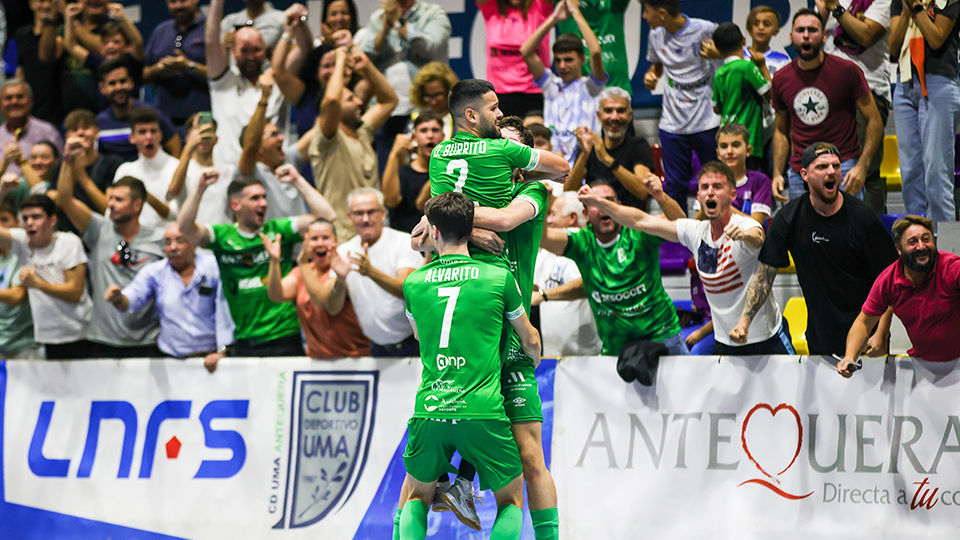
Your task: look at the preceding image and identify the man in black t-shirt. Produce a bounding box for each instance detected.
[564,87,655,210]
[383,112,443,233]
[730,142,898,356]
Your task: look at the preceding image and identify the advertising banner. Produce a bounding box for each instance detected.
[553,355,960,539]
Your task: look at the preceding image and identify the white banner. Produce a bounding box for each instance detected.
[2,357,422,539]
[553,355,960,539]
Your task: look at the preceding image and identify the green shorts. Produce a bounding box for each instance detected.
[403,417,522,492]
[500,339,543,423]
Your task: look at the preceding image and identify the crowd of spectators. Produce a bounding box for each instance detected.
[0,0,956,369]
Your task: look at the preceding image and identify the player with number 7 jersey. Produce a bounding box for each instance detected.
[404,254,527,419]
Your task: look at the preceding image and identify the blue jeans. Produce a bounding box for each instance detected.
[786,158,859,201]
[658,332,690,356]
[659,128,719,216]
[894,75,960,222]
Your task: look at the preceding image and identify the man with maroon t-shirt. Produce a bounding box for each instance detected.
[770,8,882,203]
[838,215,960,376]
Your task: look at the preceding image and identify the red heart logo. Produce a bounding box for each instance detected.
[741,403,803,482]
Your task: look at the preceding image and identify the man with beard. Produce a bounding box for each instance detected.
[206,0,289,167]
[731,143,898,357]
[564,86,655,209]
[97,59,182,162]
[310,45,397,240]
[577,162,794,356]
[56,172,166,358]
[838,215,960,374]
[178,165,336,357]
[144,0,211,125]
[770,8,882,203]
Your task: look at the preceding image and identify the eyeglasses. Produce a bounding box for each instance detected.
[349,209,383,219]
[116,240,131,267]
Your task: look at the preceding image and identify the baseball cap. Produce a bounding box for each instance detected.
[801,142,840,169]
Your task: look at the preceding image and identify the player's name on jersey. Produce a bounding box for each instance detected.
[422,266,481,283]
[434,139,488,158]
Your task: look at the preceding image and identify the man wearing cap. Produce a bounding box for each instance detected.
[730,142,898,357]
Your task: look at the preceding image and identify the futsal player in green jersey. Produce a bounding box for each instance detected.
[419,105,563,538]
[400,192,541,540]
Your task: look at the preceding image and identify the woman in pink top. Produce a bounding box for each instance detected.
[479,0,552,118]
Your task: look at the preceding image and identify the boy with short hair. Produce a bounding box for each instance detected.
[711,22,771,172]
[695,123,773,226]
[521,0,608,165]
[641,0,719,215]
[744,6,791,80]
[0,201,40,359]
[527,123,554,153]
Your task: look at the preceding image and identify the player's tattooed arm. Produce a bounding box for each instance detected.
[729,262,777,344]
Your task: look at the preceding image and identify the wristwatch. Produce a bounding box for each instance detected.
[832,5,846,19]
[912,3,925,14]
[217,344,230,356]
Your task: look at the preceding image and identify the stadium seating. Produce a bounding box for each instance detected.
[782,297,808,355]
[880,135,901,192]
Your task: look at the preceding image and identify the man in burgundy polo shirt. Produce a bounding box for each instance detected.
[838,215,960,376]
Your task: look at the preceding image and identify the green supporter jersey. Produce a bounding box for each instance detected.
[504,181,548,363]
[404,255,526,419]
[556,0,632,93]
[209,219,302,342]
[430,131,541,267]
[563,225,680,354]
[712,58,771,157]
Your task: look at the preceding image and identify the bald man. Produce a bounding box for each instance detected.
[205,0,290,166]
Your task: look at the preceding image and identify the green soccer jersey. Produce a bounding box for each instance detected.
[712,58,771,157]
[431,131,541,267]
[505,181,548,311]
[556,0,631,93]
[209,219,302,342]
[404,255,526,419]
[563,226,680,354]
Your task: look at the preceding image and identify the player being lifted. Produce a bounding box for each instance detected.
[400,192,541,540]
[412,80,568,539]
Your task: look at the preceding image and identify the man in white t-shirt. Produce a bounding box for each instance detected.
[531,192,601,356]
[113,108,181,236]
[578,162,795,355]
[237,79,307,222]
[0,194,94,359]
[641,0,720,216]
[337,187,423,357]
[819,0,891,213]
[206,0,289,167]
[166,113,235,226]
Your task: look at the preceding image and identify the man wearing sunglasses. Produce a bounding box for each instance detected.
[56,168,166,359]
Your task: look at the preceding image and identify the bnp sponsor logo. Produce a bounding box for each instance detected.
[276,371,377,529]
[575,403,960,510]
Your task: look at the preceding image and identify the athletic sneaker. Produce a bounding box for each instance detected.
[441,477,483,531]
[432,479,452,512]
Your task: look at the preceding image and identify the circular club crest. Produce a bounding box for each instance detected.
[792,87,829,126]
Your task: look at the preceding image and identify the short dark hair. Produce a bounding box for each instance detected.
[716,122,750,145]
[98,57,130,80]
[128,107,161,132]
[185,111,218,130]
[640,0,681,17]
[412,110,444,130]
[892,215,935,247]
[228,178,264,200]
[585,178,616,192]
[32,139,60,160]
[552,33,585,57]
[698,161,737,189]
[112,176,147,202]
[424,192,474,245]
[792,8,823,30]
[0,199,19,218]
[64,109,98,133]
[499,116,533,147]
[449,79,496,124]
[18,194,56,217]
[101,20,131,44]
[712,22,744,56]
[527,123,552,141]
